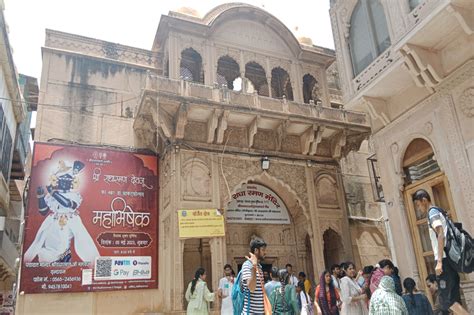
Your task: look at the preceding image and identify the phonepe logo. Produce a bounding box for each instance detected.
[114,260,131,266]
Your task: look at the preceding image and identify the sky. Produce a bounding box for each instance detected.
[4,0,334,80]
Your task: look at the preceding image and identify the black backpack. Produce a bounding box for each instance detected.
[429,207,474,273]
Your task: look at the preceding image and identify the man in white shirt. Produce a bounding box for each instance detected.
[218,264,234,314]
[413,189,468,315]
[285,263,298,287]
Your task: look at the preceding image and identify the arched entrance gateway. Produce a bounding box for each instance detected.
[225,178,314,282]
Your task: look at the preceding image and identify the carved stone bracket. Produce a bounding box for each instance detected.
[331,131,347,159]
[446,4,474,35]
[207,109,220,143]
[216,110,230,144]
[248,116,259,148]
[175,102,188,139]
[401,44,444,92]
[276,120,289,151]
[310,126,325,156]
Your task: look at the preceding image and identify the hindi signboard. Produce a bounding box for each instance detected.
[226,183,290,224]
[20,142,158,293]
[178,209,225,238]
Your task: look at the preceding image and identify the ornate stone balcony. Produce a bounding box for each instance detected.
[134,74,370,160]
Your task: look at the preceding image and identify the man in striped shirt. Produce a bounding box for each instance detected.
[241,237,267,315]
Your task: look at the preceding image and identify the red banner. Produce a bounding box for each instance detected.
[20,143,158,293]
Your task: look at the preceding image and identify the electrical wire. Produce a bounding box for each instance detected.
[0,95,138,108]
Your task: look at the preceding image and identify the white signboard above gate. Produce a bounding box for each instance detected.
[226,183,290,224]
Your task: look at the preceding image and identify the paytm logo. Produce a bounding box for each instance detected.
[114,260,131,266]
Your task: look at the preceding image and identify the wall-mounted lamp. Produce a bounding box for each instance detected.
[261,156,270,170]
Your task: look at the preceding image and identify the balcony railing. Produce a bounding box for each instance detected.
[145,75,370,127]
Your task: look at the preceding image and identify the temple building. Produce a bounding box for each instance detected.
[18,4,390,314]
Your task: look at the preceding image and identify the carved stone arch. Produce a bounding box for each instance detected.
[320,219,342,237]
[243,53,267,71]
[314,173,340,208]
[181,157,211,201]
[268,58,291,75]
[224,171,310,221]
[215,49,241,69]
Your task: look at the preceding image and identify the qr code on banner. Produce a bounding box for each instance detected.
[94,258,112,279]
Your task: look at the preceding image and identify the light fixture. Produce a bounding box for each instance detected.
[261,156,270,170]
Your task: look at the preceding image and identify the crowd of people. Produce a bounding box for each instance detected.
[185,243,448,315]
[184,189,469,314]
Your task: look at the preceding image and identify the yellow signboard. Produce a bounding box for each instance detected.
[178,209,226,239]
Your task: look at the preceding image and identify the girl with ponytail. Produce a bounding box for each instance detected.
[269,269,299,314]
[185,268,215,315]
[402,277,433,315]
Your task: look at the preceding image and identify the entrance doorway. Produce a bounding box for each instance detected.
[182,238,212,308]
[323,228,344,269]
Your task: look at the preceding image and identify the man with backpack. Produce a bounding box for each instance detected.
[233,237,267,314]
[413,189,469,315]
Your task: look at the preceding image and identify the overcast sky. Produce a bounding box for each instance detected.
[4,0,334,80]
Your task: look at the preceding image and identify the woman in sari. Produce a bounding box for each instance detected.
[185,268,215,315]
[315,270,340,315]
[369,276,408,315]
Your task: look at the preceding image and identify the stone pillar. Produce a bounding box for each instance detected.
[168,33,180,80]
[305,167,324,277]
[266,76,272,98]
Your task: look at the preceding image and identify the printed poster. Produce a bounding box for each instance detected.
[20,142,158,293]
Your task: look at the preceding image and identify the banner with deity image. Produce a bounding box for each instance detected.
[20,142,158,293]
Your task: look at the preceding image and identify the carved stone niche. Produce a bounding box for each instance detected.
[181,158,212,201]
[315,175,340,209]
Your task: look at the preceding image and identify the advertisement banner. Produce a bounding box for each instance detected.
[20,143,158,293]
[178,209,225,238]
[226,183,290,224]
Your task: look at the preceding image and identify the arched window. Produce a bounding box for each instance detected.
[245,62,268,97]
[216,56,241,91]
[349,0,391,76]
[302,74,319,104]
[180,48,204,83]
[271,67,293,101]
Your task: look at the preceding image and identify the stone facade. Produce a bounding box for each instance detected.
[17,4,390,314]
[330,0,474,311]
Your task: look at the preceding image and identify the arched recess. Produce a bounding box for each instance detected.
[349,0,391,76]
[245,62,269,97]
[180,48,204,83]
[402,138,457,294]
[216,55,241,91]
[323,228,344,269]
[315,174,339,209]
[302,73,319,104]
[271,67,293,100]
